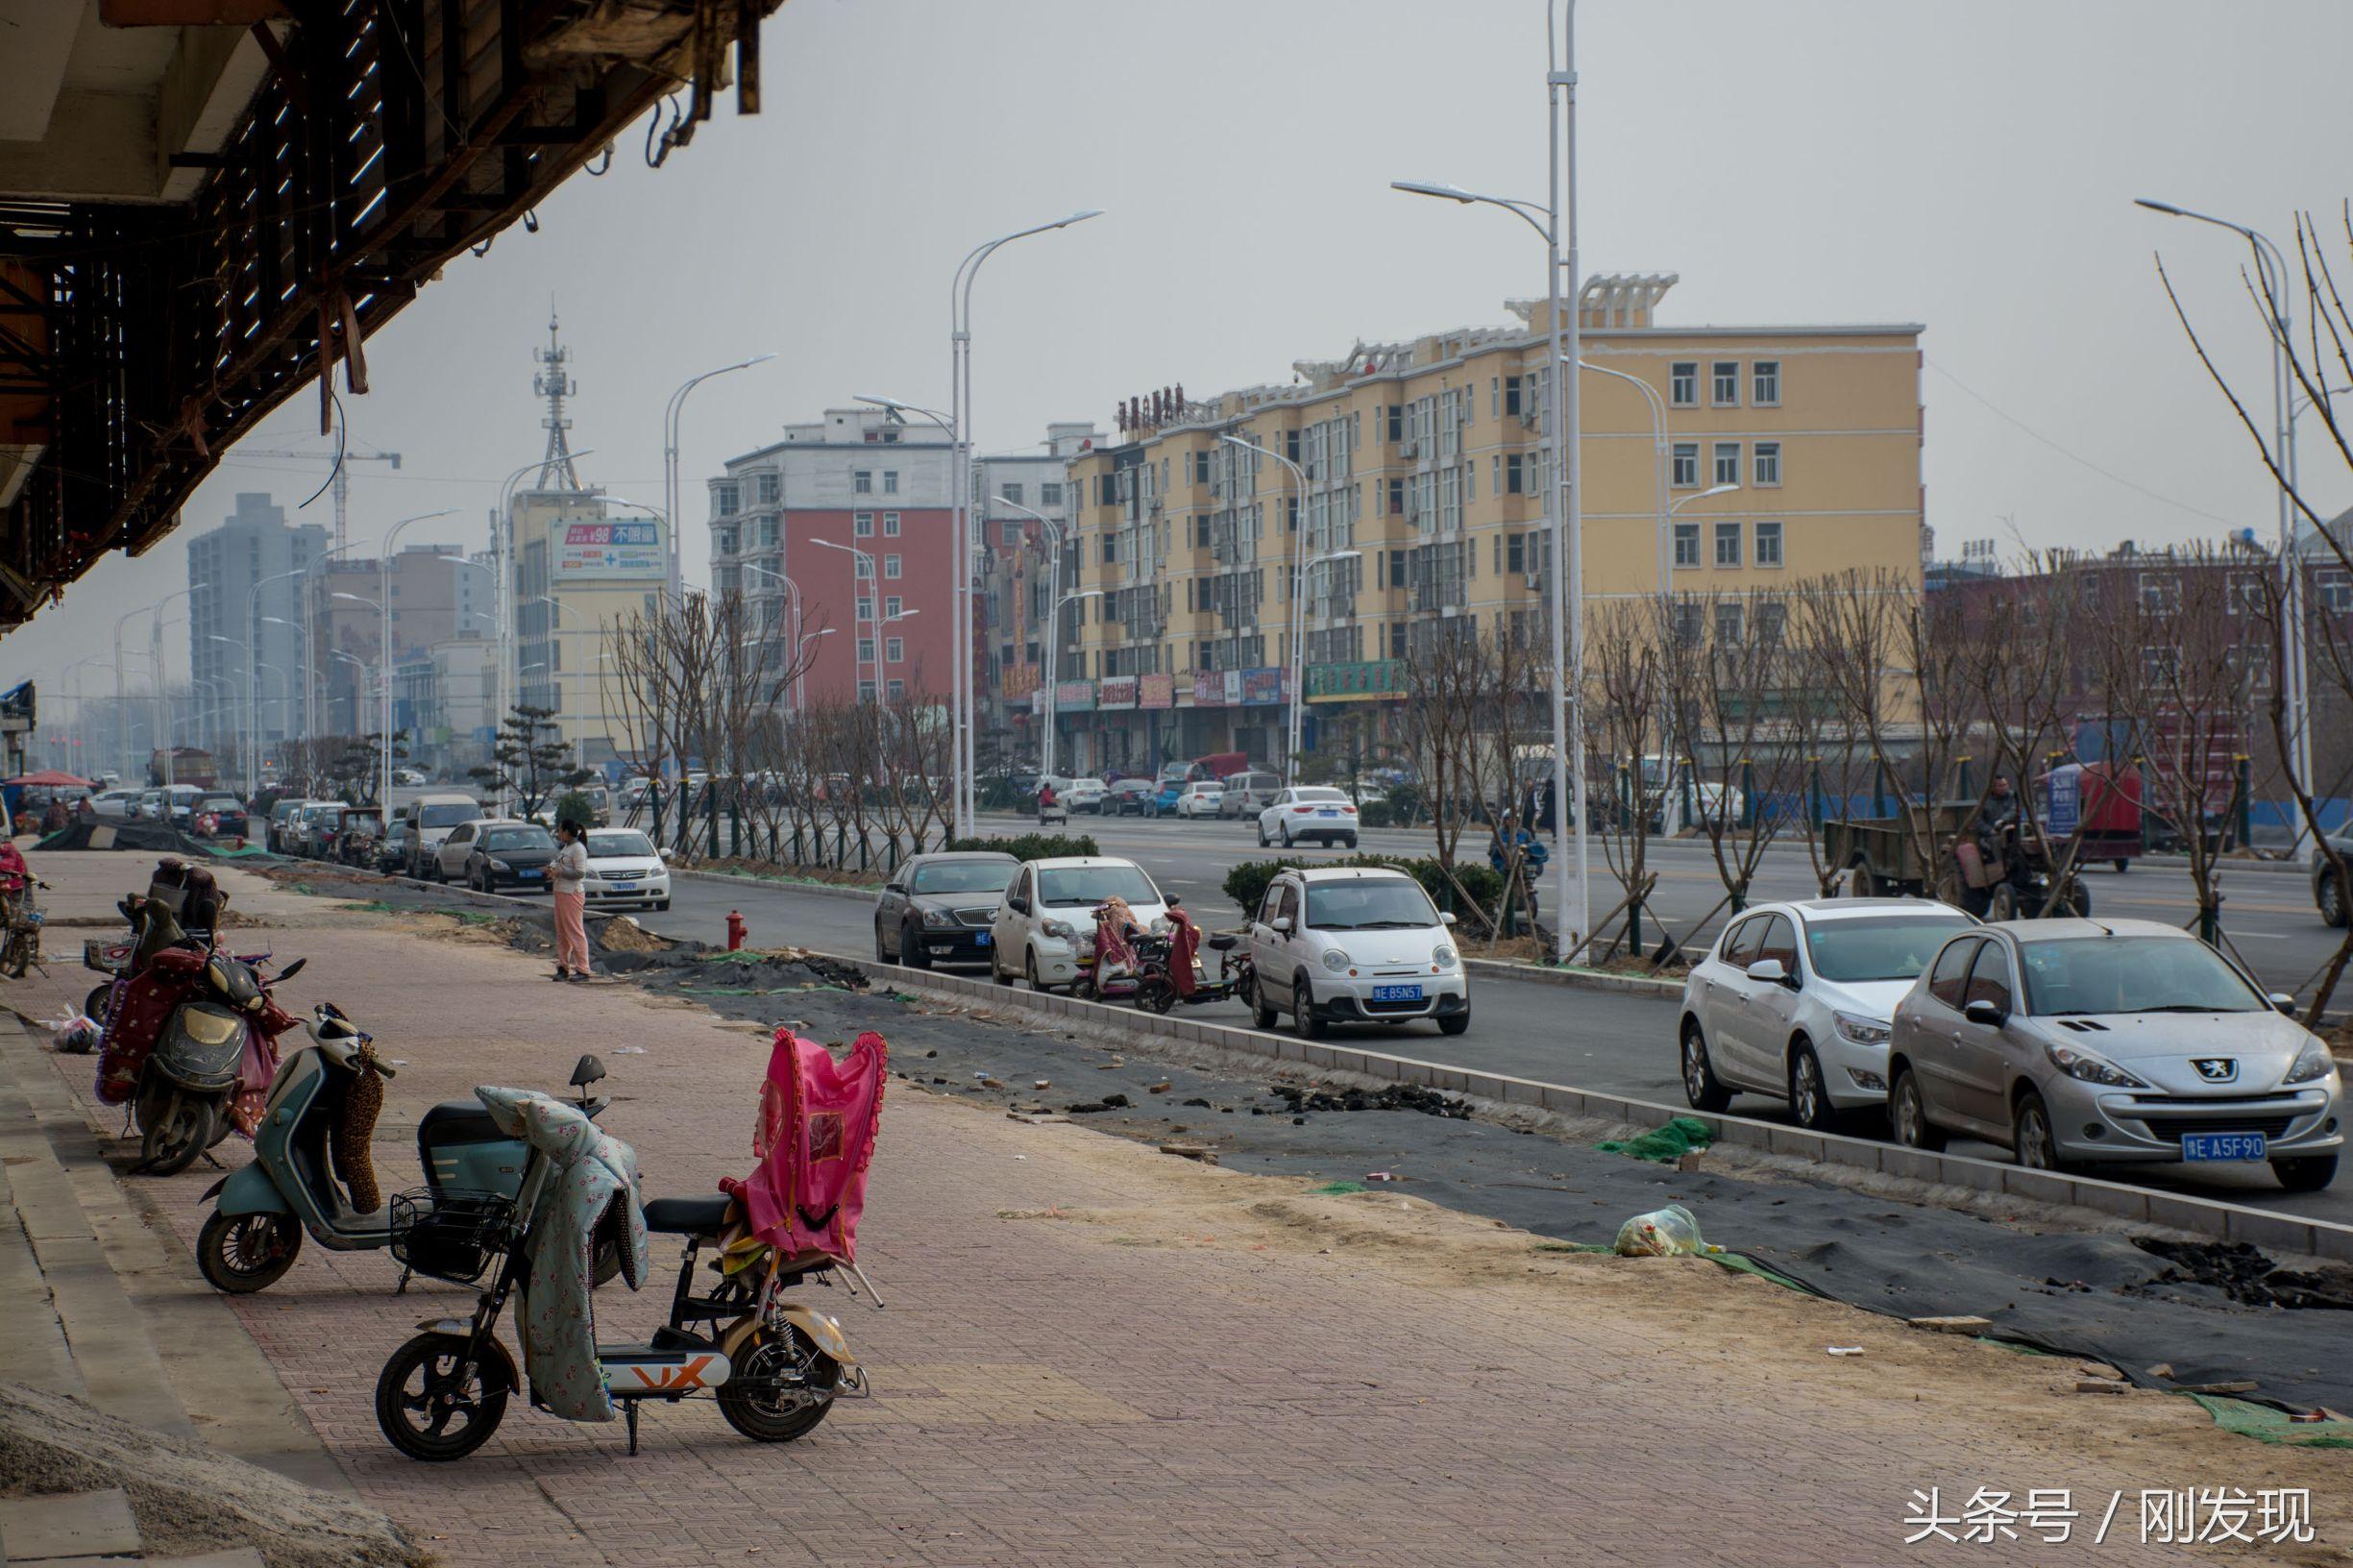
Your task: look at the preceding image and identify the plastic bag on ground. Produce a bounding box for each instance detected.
[1614,1202,1716,1257]
[46,1012,99,1055]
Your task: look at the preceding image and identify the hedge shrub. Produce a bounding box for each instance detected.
[944,832,1100,862]
[1221,853,1507,920]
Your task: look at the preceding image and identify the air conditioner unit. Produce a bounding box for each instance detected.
[1397,439,1418,459]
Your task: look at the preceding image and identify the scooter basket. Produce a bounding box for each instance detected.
[84,938,132,975]
[388,1188,514,1285]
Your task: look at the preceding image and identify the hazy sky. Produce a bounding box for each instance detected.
[13,0,2351,698]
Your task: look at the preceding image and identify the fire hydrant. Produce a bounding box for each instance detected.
[725,909,747,951]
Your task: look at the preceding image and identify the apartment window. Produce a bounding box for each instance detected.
[714,482,739,517]
[1388,551,1407,589]
[857,680,876,701]
[1672,442,1700,488]
[1505,453,1527,496]
[1755,600,1787,644]
[885,638,904,664]
[1753,442,1781,487]
[1713,442,1741,486]
[1755,521,1783,568]
[1670,361,1698,407]
[756,472,779,505]
[854,555,873,579]
[1002,482,1024,505]
[1041,481,1063,506]
[854,512,874,538]
[757,517,778,548]
[1711,361,1740,406]
[1387,404,1404,443]
[1285,429,1301,464]
[1387,478,1406,515]
[2140,572,2178,611]
[884,595,903,618]
[1673,523,1701,568]
[1504,375,1523,418]
[853,470,873,494]
[857,638,875,663]
[2320,569,2353,613]
[856,596,873,621]
[714,527,738,556]
[883,471,899,495]
[1715,600,1746,644]
[883,511,901,536]
[1752,360,1780,406]
[1101,534,1116,563]
[1715,521,1743,567]
[883,554,902,579]
[887,678,905,701]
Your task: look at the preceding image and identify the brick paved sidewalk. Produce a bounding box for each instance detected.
[2,858,2330,1567]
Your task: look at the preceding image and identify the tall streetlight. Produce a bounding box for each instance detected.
[246,566,306,788]
[1579,359,1672,599]
[199,637,239,761]
[1218,434,1328,782]
[664,355,774,604]
[373,510,460,810]
[742,562,809,711]
[2137,198,2313,865]
[1043,588,1100,779]
[990,493,1074,776]
[949,210,1104,838]
[808,537,876,698]
[145,586,206,785]
[874,606,922,704]
[256,620,302,786]
[1288,548,1360,781]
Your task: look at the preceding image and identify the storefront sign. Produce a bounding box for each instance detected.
[1098,675,1138,709]
[1192,672,1225,707]
[1239,667,1285,705]
[1139,674,1175,710]
[1054,680,1095,713]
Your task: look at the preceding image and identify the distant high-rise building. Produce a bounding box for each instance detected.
[186,493,327,772]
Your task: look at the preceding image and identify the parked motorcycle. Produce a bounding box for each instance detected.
[96,888,302,1175]
[1129,900,1252,1016]
[375,1030,883,1460]
[1069,897,1149,1003]
[1,874,46,979]
[197,1010,617,1294]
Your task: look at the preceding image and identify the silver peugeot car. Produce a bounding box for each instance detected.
[1888,919,2342,1190]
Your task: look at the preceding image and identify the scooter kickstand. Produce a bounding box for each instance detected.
[395,1265,412,1295]
[624,1401,639,1456]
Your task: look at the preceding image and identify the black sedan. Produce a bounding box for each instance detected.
[462,821,558,893]
[873,850,1020,968]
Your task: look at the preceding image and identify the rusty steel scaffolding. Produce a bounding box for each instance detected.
[0,0,777,628]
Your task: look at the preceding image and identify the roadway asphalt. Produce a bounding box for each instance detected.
[612,817,2353,1229]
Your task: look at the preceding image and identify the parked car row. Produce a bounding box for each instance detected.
[1677,897,2341,1191]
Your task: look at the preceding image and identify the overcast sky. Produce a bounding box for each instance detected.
[14,0,2351,699]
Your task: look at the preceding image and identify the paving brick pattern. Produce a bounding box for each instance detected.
[5,871,2224,1567]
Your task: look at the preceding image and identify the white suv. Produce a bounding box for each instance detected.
[1678,898,1975,1130]
[991,856,1168,992]
[1248,867,1467,1037]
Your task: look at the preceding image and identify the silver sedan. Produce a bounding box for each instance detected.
[1888,919,2341,1191]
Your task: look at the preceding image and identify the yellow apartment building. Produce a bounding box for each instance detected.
[1057,276,1924,774]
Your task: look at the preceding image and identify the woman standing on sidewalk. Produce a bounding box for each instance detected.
[549,818,592,982]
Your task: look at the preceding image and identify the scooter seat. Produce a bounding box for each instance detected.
[1207,934,1239,951]
[643,1193,736,1236]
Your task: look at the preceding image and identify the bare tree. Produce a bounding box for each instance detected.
[1672,589,1812,934]
[1578,597,1670,961]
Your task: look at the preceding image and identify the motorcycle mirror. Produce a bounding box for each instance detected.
[275,956,306,983]
[570,1053,607,1088]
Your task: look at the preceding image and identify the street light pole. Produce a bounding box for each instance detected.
[1219,434,1325,785]
[990,493,1072,779]
[809,538,877,699]
[949,211,1104,838]
[2136,198,2313,866]
[377,510,458,810]
[664,357,774,606]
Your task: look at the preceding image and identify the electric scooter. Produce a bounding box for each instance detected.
[196,1003,615,1294]
[1129,900,1253,1016]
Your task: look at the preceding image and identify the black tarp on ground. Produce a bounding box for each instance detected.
[273,864,2353,1416]
[36,821,223,856]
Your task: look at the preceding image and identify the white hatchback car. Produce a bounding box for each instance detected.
[1678,898,1977,1130]
[580,827,671,911]
[1172,781,1225,820]
[990,856,1168,992]
[1257,787,1360,849]
[1248,867,1468,1037]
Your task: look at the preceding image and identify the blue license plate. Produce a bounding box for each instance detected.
[609,881,636,890]
[518,869,543,881]
[975,931,992,947]
[2181,1132,2267,1163]
[1317,809,1339,817]
[1370,984,1423,1003]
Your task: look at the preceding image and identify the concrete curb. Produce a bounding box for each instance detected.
[1462,956,1682,999]
[674,867,880,904]
[276,858,2353,1264]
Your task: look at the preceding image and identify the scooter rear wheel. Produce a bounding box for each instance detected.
[717,1323,841,1443]
[197,1209,302,1293]
[83,984,113,1030]
[377,1332,508,1461]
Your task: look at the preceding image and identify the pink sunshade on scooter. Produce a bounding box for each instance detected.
[723,1028,887,1264]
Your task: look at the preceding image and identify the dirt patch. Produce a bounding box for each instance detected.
[0,1382,424,1568]
[590,913,674,953]
[2136,1239,2353,1311]
[1265,1082,1469,1118]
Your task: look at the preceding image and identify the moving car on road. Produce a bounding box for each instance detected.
[991,856,1167,992]
[1246,866,1467,1038]
[1217,771,1282,819]
[2316,833,2351,927]
[1257,787,1360,849]
[1888,919,2341,1190]
[1678,898,1975,1130]
[1172,781,1225,820]
[579,827,670,911]
[874,850,1019,968]
[1062,777,1109,814]
[1106,777,1157,816]
[451,820,558,892]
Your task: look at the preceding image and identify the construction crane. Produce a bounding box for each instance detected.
[230,439,402,550]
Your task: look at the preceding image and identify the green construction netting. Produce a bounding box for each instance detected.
[2190,1394,2353,1449]
[1596,1115,1714,1164]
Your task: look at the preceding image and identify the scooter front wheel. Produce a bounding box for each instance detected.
[717,1323,841,1443]
[196,1209,302,1293]
[377,1332,507,1461]
[137,1090,216,1176]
